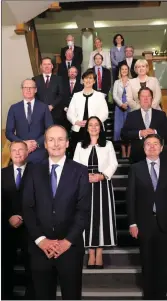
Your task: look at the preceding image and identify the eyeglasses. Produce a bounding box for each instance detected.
[22,87,36,89]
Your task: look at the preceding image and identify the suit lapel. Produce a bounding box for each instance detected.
[31,99,40,124]
[41,161,54,201]
[54,159,71,202]
[20,101,29,129]
[141,160,155,192]
[149,109,156,129]
[8,165,16,189]
[156,158,166,191]
[39,74,46,89]
[138,110,146,129]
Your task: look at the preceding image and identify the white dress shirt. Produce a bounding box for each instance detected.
[126,57,133,68]
[13,164,27,182]
[43,73,52,83]
[66,60,72,68]
[35,155,66,245]
[88,49,111,69]
[23,99,35,119]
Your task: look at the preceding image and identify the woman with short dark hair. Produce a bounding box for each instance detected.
[67,69,108,156]
[74,116,118,268]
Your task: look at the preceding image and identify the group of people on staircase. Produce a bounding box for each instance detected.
[2,32,167,300]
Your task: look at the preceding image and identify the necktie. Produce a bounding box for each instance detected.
[97,68,102,90]
[70,81,74,93]
[27,102,32,124]
[51,164,59,197]
[16,168,22,189]
[144,110,150,129]
[67,62,71,69]
[150,162,158,212]
[45,75,50,88]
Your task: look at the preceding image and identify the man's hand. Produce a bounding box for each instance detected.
[54,239,71,258]
[140,128,156,138]
[9,215,23,228]
[48,105,54,111]
[24,140,37,153]
[38,238,59,259]
[129,225,138,239]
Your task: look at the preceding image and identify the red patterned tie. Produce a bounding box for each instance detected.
[98,68,102,90]
[70,81,74,93]
[45,75,50,88]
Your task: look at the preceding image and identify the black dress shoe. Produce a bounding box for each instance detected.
[87,264,96,269]
[95,265,104,269]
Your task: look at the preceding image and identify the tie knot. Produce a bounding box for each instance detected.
[151,161,156,167]
[17,167,22,172]
[46,75,49,78]
[51,164,59,171]
[27,102,31,107]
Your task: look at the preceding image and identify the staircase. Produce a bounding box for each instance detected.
[13,106,141,299]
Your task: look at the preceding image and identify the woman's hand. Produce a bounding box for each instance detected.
[89,173,104,183]
[121,103,128,110]
[75,120,87,127]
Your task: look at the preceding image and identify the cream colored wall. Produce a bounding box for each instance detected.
[2,25,33,128]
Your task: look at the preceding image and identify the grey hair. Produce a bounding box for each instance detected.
[21,78,36,88]
[44,125,69,141]
[125,45,134,52]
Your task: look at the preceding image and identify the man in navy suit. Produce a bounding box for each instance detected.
[58,48,81,81]
[22,125,90,300]
[61,34,83,66]
[6,79,53,163]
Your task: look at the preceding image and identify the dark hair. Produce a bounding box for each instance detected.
[44,125,69,141]
[138,87,153,99]
[113,34,125,46]
[93,53,104,61]
[41,57,52,63]
[82,69,97,81]
[81,116,106,149]
[143,134,164,146]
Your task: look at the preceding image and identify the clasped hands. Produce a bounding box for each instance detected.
[89,173,104,183]
[24,140,38,153]
[140,128,155,138]
[38,238,71,259]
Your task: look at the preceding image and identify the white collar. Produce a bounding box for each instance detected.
[24,98,35,105]
[43,73,52,77]
[13,163,27,172]
[146,157,160,165]
[141,107,152,113]
[49,155,66,171]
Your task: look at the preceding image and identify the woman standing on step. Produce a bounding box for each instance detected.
[73,116,118,268]
[113,64,131,158]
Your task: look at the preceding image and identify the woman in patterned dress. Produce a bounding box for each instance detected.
[73,116,118,268]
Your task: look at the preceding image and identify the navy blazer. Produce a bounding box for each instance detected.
[22,158,91,252]
[6,99,53,163]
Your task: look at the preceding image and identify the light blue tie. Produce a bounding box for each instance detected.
[150,162,158,212]
[51,164,59,197]
[16,168,22,189]
[144,110,150,129]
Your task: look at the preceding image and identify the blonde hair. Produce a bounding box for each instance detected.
[94,37,102,43]
[118,64,131,79]
[134,59,149,74]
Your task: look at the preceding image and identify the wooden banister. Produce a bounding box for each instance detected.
[2,130,11,168]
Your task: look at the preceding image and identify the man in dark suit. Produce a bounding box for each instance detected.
[121,87,167,163]
[1,141,34,300]
[118,46,137,79]
[32,57,64,124]
[63,66,83,133]
[6,79,53,163]
[127,134,167,299]
[22,125,90,300]
[61,34,83,66]
[92,53,111,102]
[58,49,81,81]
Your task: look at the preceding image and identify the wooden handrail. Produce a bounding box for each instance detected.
[2,130,11,168]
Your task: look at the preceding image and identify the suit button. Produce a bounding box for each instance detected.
[53,211,55,214]
[53,227,55,231]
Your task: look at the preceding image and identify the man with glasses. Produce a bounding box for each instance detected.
[127,134,167,299]
[6,79,53,163]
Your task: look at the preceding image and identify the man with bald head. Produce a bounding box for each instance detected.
[58,48,81,81]
[6,79,53,163]
[60,34,83,66]
[23,125,90,300]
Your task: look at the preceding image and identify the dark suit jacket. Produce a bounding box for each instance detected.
[118,58,138,78]
[6,99,53,163]
[127,159,167,237]
[32,74,64,122]
[61,45,83,66]
[121,109,167,162]
[63,80,83,107]
[22,159,90,252]
[92,66,111,98]
[57,61,81,81]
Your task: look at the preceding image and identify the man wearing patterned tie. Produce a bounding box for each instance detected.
[1,141,34,299]
[92,53,111,102]
[6,79,53,163]
[121,87,167,163]
[127,134,167,299]
[22,125,90,300]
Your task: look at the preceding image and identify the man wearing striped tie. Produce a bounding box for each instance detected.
[127,134,167,299]
[1,141,34,299]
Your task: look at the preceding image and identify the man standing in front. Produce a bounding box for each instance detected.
[127,134,167,300]
[22,125,90,300]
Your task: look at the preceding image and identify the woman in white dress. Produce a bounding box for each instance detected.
[73,116,118,268]
[126,59,162,111]
[88,37,111,69]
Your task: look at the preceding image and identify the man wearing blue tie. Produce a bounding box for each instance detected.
[6,79,53,163]
[1,141,34,300]
[127,134,167,299]
[22,125,90,300]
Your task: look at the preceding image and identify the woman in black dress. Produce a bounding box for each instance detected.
[73,116,118,268]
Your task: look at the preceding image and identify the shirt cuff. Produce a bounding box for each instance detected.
[35,236,46,245]
[139,130,143,140]
[130,224,137,227]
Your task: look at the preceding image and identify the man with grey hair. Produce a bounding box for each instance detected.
[117,46,137,78]
[6,79,53,163]
[60,34,83,66]
[58,48,81,81]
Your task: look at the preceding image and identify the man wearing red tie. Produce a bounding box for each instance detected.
[92,53,111,103]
